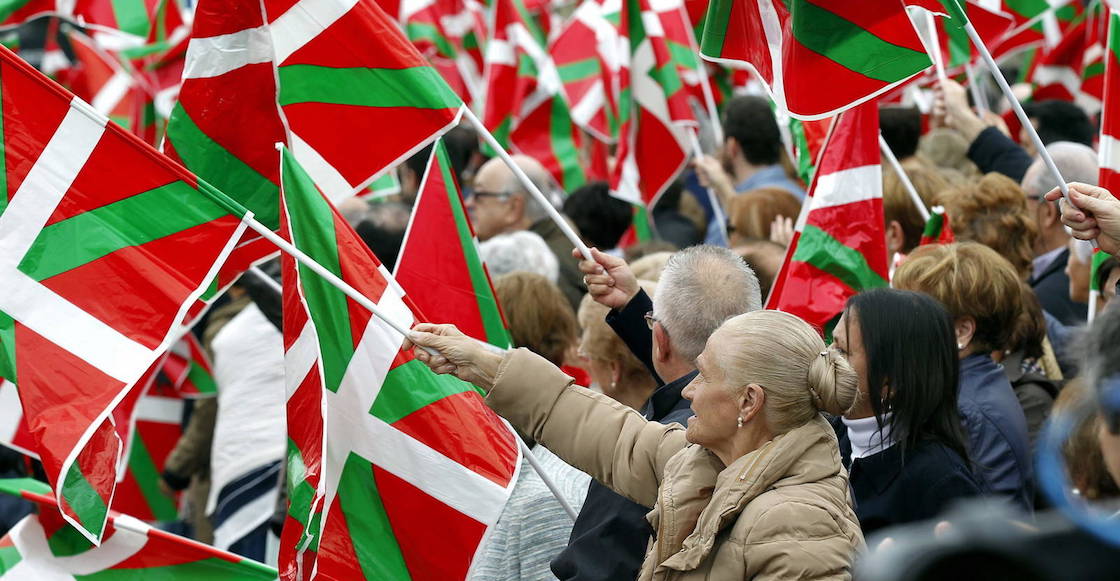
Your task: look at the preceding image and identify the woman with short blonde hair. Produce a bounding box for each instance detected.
[577,287,658,410]
[408,310,865,580]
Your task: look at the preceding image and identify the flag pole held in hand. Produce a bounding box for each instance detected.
[461,107,594,262]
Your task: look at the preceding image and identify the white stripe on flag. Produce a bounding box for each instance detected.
[1100,134,1120,173]
[183,26,273,80]
[289,132,355,203]
[134,395,183,424]
[809,165,882,210]
[285,320,319,401]
[270,0,360,65]
[9,514,147,576]
[0,380,22,444]
[90,71,131,116]
[759,0,787,106]
[0,103,155,384]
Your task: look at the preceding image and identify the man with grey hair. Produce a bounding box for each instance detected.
[1021,142,1097,325]
[548,245,761,581]
[468,155,584,309]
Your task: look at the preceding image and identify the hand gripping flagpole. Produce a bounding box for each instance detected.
[943,0,1072,205]
[461,107,594,262]
[878,134,930,222]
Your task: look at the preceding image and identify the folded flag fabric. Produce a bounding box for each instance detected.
[0,43,249,543]
[0,478,278,579]
[700,0,933,119]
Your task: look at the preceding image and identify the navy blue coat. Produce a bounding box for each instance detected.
[958,354,1034,513]
[550,289,696,581]
[966,126,1033,183]
[835,424,983,536]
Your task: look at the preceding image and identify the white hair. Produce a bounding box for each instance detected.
[1021,141,1099,197]
[652,245,763,362]
[479,230,559,283]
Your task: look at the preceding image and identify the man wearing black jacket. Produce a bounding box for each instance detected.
[551,246,761,581]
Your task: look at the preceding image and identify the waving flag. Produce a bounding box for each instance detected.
[482,0,586,190]
[551,0,622,143]
[395,140,511,348]
[278,146,519,580]
[0,478,277,579]
[766,102,888,328]
[700,0,932,119]
[0,44,248,542]
[166,0,463,292]
[1101,8,1120,196]
[909,0,1015,76]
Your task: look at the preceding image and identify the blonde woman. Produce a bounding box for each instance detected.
[408,310,865,580]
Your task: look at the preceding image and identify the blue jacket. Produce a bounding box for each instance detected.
[550,289,696,581]
[958,354,1034,513]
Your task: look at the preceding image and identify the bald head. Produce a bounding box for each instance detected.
[468,155,558,240]
[1021,142,1098,197]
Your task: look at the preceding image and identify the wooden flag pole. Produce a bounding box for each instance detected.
[461,107,594,262]
[945,0,1072,205]
[878,134,930,222]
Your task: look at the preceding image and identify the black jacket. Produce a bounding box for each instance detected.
[966,126,1033,183]
[550,289,696,581]
[835,424,983,537]
[1029,248,1088,326]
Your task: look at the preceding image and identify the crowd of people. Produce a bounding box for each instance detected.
[372,78,1120,578]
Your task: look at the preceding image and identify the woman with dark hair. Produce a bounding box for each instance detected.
[832,288,983,535]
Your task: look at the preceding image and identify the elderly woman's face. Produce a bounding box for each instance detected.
[579,328,616,394]
[681,339,742,449]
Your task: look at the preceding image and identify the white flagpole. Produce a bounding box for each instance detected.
[688,130,730,245]
[518,437,578,520]
[925,12,949,84]
[461,107,593,262]
[965,62,990,116]
[878,134,930,222]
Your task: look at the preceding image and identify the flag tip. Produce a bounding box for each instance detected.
[274,142,285,152]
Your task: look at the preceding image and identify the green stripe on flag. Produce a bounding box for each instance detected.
[549,99,586,191]
[278,65,462,110]
[0,310,15,383]
[167,103,280,229]
[0,0,35,25]
[699,0,734,58]
[370,359,477,424]
[667,40,700,70]
[558,58,601,83]
[337,453,412,579]
[284,439,321,552]
[792,225,888,291]
[1084,60,1105,80]
[126,431,179,522]
[111,0,152,38]
[792,2,930,83]
[282,149,355,393]
[406,21,457,58]
[18,181,228,281]
[1091,251,1112,292]
[62,462,107,540]
[47,514,94,557]
[187,361,217,395]
[0,544,20,573]
[436,144,511,348]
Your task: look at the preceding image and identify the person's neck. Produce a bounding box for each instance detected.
[655,356,696,386]
[498,218,533,237]
[731,158,769,185]
[712,423,774,467]
[1035,230,1068,257]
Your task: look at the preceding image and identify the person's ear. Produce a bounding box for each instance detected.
[1043,200,1062,228]
[740,383,766,423]
[506,193,525,223]
[954,317,976,351]
[885,220,907,255]
[653,324,672,363]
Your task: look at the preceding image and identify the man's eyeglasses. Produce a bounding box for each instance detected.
[468,189,511,201]
[644,311,660,330]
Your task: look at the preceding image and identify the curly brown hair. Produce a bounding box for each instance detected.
[933,173,1039,280]
[493,272,578,366]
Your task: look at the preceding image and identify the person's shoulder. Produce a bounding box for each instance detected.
[736,491,849,544]
[898,442,973,481]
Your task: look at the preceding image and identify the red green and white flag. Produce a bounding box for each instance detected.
[65,29,140,129]
[482,0,587,191]
[1029,6,1104,112]
[0,0,62,30]
[0,44,249,542]
[551,0,622,143]
[918,205,955,246]
[277,146,519,581]
[610,0,689,208]
[700,0,932,120]
[907,0,1015,77]
[1089,247,1112,322]
[0,478,278,579]
[766,102,889,328]
[166,0,464,294]
[991,0,1081,60]
[401,0,484,103]
[395,140,511,349]
[71,0,188,53]
[160,332,218,398]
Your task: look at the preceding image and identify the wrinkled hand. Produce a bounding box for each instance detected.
[573,247,639,310]
[1045,182,1120,255]
[770,215,794,248]
[405,323,504,392]
[933,79,987,142]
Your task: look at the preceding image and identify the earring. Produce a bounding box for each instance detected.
[610,380,617,390]
[957,343,965,350]
[736,416,744,428]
